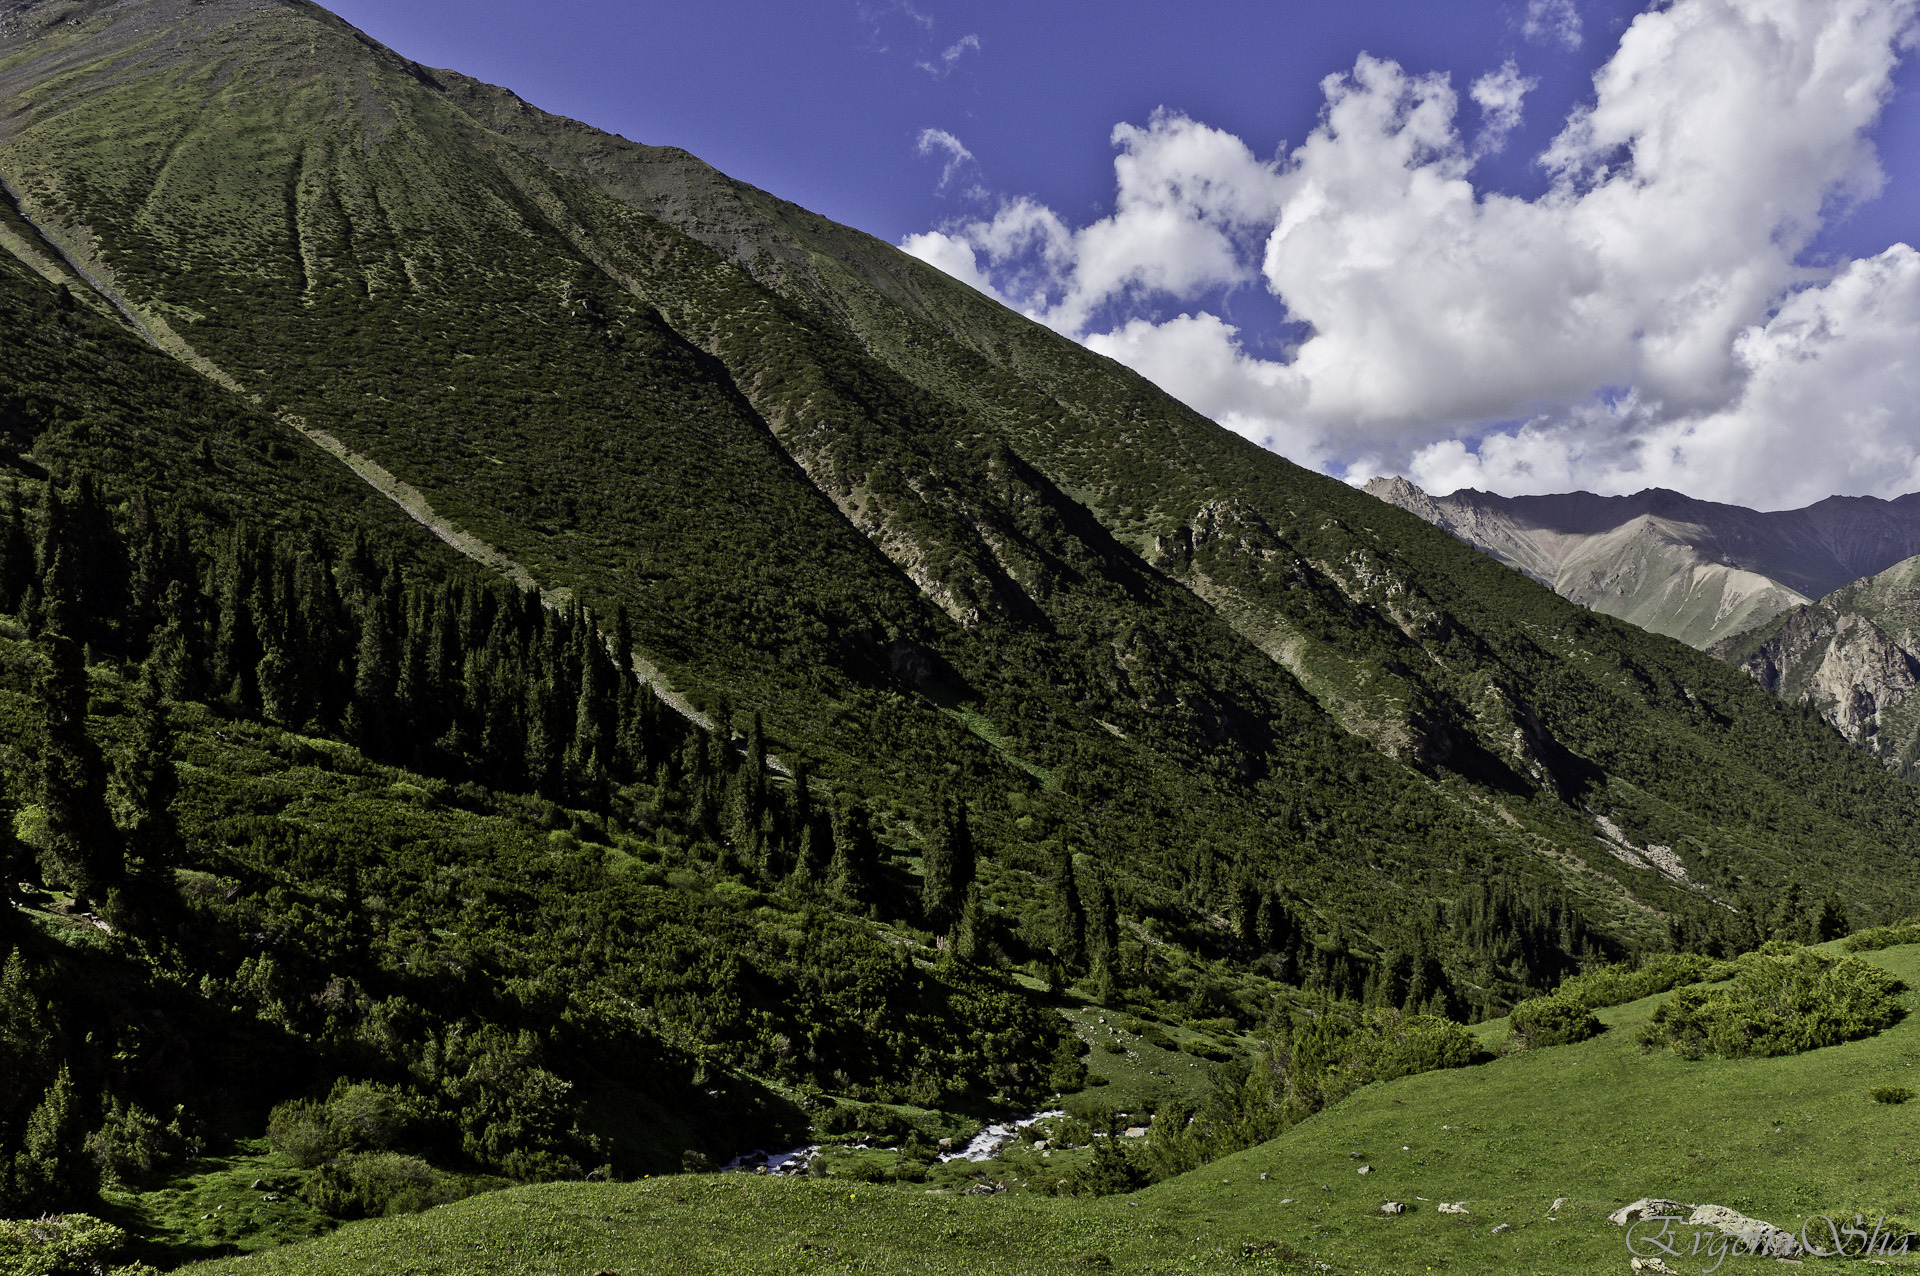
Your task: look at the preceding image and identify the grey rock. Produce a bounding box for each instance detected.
[1608,1198,1689,1226]
[1379,1202,1406,1215]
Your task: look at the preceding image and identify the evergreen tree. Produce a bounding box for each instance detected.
[921,797,975,938]
[1816,892,1850,942]
[1051,845,1087,974]
[6,1066,93,1213]
[828,799,878,914]
[0,485,32,615]
[35,634,119,905]
[1088,872,1121,994]
[0,947,53,1118]
[953,883,987,963]
[119,665,182,901]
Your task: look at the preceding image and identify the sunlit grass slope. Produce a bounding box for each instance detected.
[182,944,1920,1276]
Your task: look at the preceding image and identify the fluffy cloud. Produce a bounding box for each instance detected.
[903,0,1920,510]
[1524,0,1583,50]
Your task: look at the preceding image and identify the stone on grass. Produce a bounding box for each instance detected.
[1379,1202,1406,1215]
[1608,1199,1687,1226]
[1356,1165,1372,1175]
[1437,1202,1468,1215]
[1687,1204,1799,1257]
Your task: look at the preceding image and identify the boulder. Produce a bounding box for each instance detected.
[1688,1204,1800,1256]
[1356,1165,1372,1175]
[1379,1202,1406,1215]
[1490,1223,1510,1235]
[1608,1199,1688,1227]
[1437,1202,1468,1215]
[1629,1260,1679,1275]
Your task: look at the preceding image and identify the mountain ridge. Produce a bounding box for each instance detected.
[1364,475,1920,647]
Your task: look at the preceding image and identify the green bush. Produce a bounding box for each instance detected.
[83,1100,196,1185]
[1369,1013,1478,1081]
[1505,995,1603,1051]
[1870,1086,1914,1105]
[0,1213,155,1276]
[264,1098,345,1169]
[1553,953,1734,1011]
[1843,922,1920,953]
[302,1151,485,1219]
[1637,945,1905,1060]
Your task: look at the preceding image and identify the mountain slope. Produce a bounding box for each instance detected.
[1364,476,1920,648]
[1716,554,1920,776]
[5,0,1920,1011]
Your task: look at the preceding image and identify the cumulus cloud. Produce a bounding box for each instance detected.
[1524,0,1583,50]
[917,33,980,77]
[903,0,1920,510]
[1470,60,1535,153]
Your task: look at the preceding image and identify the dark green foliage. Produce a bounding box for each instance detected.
[1870,1086,1914,1105]
[920,797,974,938]
[34,634,120,905]
[4,1066,94,1213]
[1051,847,1087,976]
[1504,995,1603,1051]
[1638,944,1906,1059]
[82,1099,195,1186]
[828,799,879,915]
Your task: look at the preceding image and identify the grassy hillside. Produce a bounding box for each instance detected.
[135,941,1920,1275]
[9,3,1920,1267]
[4,0,1918,973]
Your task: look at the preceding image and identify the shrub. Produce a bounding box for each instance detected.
[1505,995,1603,1051]
[1369,1013,1478,1081]
[303,1151,484,1218]
[1637,946,1905,1060]
[265,1098,344,1169]
[1870,1087,1914,1105]
[1554,953,1734,1011]
[84,1100,196,1185]
[1843,922,1920,953]
[0,1213,155,1275]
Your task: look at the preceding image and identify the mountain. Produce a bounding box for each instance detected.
[1364,476,1920,648]
[1715,554,1920,776]
[5,0,1920,1257]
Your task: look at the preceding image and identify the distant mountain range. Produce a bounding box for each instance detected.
[1364,477,1920,648]
[1716,556,1920,777]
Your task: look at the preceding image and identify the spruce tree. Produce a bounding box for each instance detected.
[921,797,975,937]
[829,799,878,914]
[0,486,32,615]
[7,1066,93,1212]
[1088,873,1121,994]
[953,883,986,963]
[119,665,181,900]
[36,634,120,905]
[0,947,53,1118]
[1051,845,1087,974]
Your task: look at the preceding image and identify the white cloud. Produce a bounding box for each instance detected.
[902,0,1920,510]
[1470,60,1536,153]
[915,127,976,191]
[917,33,980,77]
[1523,0,1583,51]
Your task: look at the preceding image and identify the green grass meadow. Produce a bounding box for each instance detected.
[169,943,1920,1275]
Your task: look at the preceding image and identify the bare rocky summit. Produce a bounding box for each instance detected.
[1364,477,1920,649]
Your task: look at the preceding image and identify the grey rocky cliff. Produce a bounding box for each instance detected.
[1364,477,1920,649]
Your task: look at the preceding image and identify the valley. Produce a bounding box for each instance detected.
[0,1,1918,1272]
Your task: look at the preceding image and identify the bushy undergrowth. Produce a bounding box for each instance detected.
[1637,943,1906,1060]
[1505,995,1603,1051]
[1553,953,1736,1010]
[1844,921,1920,953]
[0,1213,156,1275]
[1504,952,1736,1051]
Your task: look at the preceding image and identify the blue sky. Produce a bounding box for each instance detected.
[325,0,1920,509]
